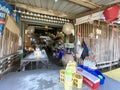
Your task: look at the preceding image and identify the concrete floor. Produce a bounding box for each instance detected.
[0,68,120,90]
[0,69,89,90]
[0,51,120,90]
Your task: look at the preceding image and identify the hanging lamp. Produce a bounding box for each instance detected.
[62,23,74,35]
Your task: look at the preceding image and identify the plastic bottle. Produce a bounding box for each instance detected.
[65,67,72,82]
[83,57,86,66]
[41,49,45,57]
[65,67,72,90]
[90,57,97,69]
[84,56,89,67]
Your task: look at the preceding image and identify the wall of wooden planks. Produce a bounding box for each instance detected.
[0,14,20,58]
[77,21,120,63]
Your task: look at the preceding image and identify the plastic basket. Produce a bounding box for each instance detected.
[72,73,76,81]
[60,77,64,83]
[60,69,65,77]
[73,73,83,88]
[60,69,65,83]
[94,70,105,85]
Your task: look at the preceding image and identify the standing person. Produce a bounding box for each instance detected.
[81,39,89,60]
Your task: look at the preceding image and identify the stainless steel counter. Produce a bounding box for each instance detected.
[21,51,49,71]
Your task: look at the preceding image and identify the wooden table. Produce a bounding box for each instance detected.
[21,51,49,71]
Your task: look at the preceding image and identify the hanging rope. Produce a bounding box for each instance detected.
[111,22,114,38]
[109,22,115,70]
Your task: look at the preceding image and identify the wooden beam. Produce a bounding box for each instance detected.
[9,2,75,19]
[76,2,120,18]
[67,0,101,9]
[21,18,64,27]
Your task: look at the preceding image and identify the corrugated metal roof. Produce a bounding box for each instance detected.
[6,0,89,15]
[5,0,120,29]
[6,0,120,19]
[91,0,120,5]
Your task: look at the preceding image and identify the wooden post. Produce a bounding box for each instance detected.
[74,24,79,64]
